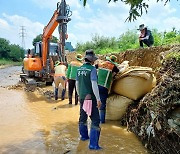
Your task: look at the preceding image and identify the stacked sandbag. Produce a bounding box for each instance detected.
[112,66,156,100]
[106,94,133,120]
[52,82,68,99]
[117,60,129,74]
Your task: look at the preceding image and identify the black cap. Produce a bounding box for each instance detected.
[84,49,98,62]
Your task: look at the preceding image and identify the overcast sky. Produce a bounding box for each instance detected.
[0,0,180,49]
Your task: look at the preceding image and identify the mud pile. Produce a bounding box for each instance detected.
[8,82,55,100]
[67,45,174,70]
[7,83,24,90]
[98,46,171,70]
[66,52,79,63]
[120,56,180,153]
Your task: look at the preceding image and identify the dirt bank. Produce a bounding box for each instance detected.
[98,46,171,69]
[121,57,180,154]
[67,45,173,78]
[111,45,180,154]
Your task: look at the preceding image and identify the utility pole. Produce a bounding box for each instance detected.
[19,26,26,49]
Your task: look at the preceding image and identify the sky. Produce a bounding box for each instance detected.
[0,0,180,49]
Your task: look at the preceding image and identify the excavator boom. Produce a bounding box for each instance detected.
[42,10,59,67]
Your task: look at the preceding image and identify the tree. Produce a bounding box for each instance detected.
[76,34,118,54]
[81,0,179,21]
[9,44,24,61]
[32,34,58,45]
[75,28,180,54]
[0,38,25,61]
[32,34,42,45]
[0,38,10,58]
[163,28,180,44]
[117,29,139,51]
[151,29,163,46]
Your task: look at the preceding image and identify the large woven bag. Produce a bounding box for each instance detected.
[112,66,156,100]
[106,94,133,120]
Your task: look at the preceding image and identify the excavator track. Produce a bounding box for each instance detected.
[20,73,46,87]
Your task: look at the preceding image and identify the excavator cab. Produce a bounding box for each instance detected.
[34,42,42,57]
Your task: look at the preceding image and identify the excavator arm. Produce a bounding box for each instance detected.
[42,10,59,67]
[42,0,72,68]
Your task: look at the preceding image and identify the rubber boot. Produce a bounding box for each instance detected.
[79,123,89,141]
[55,88,58,100]
[61,89,66,100]
[100,110,106,124]
[89,128,102,150]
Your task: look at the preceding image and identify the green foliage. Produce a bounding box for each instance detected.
[166,52,180,61]
[0,38,10,58]
[9,44,24,61]
[76,41,94,53]
[162,30,180,45]
[52,36,58,43]
[0,38,24,62]
[0,58,22,66]
[32,34,42,45]
[97,48,119,54]
[82,0,179,22]
[117,30,139,51]
[75,28,180,55]
[32,34,58,45]
[76,34,118,54]
[151,29,163,46]
[92,34,118,49]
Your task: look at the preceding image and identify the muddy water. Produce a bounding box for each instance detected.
[0,66,148,154]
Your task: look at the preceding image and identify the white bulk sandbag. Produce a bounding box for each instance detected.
[117,61,129,74]
[112,67,156,100]
[106,94,133,121]
[52,82,68,99]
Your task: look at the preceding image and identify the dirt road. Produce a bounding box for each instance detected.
[0,66,148,154]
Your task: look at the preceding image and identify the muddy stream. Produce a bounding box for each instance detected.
[0,66,148,154]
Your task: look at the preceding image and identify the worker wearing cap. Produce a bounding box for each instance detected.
[76,49,102,150]
[96,55,119,123]
[54,61,67,100]
[138,24,154,48]
[66,54,83,105]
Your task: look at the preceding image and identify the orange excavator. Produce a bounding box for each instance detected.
[20,0,72,85]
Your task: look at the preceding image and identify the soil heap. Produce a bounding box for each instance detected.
[120,51,180,153]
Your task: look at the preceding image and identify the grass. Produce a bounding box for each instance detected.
[166,51,180,61]
[0,59,22,68]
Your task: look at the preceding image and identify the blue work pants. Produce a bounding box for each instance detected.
[98,85,108,111]
[79,99,100,128]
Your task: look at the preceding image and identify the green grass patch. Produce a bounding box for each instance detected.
[166,52,180,61]
[0,59,22,67]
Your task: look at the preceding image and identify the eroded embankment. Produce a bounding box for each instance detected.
[113,45,180,154]
[121,57,180,154]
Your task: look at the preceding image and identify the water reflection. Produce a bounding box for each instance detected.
[0,87,148,153]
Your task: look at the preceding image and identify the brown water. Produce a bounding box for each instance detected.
[0,66,148,154]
